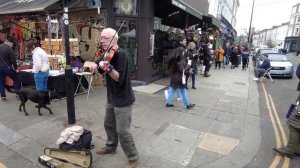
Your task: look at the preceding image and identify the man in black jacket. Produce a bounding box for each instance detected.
[199,41,211,77]
[0,39,20,101]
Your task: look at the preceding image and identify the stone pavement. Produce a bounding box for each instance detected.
[0,61,262,168]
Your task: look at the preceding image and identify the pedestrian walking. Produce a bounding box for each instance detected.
[214,46,224,69]
[241,46,250,70]
[165,34,195,109]
[89,28,139,168]
[185,41,198,89]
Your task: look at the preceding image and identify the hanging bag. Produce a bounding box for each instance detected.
[182,69,186,85]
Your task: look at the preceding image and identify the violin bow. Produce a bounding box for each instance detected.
[102,20,126,61]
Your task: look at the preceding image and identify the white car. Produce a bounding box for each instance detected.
[257,53,294,78]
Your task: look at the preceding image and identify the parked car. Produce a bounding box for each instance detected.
[256,53,294,78]
[253,48,277,67]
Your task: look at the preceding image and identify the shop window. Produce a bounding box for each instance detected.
[116,19,137,78]
[294,28,299,36]
[113,0,138,15]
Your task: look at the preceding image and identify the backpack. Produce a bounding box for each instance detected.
[59,129,93,150]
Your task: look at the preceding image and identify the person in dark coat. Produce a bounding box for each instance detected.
[166,35,195,109]
[185,41,198,89]
[273,63,300,158]
[199,41,211,77]
[230,46,238,69]
[0,39,20,101]
[241,46,250,70]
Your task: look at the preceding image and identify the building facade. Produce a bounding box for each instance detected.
[208,0,239,44]
[285,2,300,52]
[252,22,288,50]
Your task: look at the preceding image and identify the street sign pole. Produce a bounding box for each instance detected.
[63,0,76,124]
[248,0,255,45]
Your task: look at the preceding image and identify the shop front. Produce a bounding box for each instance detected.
[285,36,300,52]
[1,0,206,84]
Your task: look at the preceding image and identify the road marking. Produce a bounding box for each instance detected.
[261,83,290,168]
[0,162,7,168]
[268,95,288,145]
[268,94,291,168]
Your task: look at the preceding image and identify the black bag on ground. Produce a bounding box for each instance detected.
[59,129,93,150]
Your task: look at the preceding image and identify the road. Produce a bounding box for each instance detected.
[246,53,300,168]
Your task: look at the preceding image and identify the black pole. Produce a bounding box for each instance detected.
[248,0,255,44]
[63,0,75,124]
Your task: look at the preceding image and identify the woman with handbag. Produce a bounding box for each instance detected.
[32,36,50,95]
[165,35,195,109]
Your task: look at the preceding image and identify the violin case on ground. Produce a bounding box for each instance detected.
[38,148,92,168]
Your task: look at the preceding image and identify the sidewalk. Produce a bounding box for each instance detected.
[0,61,261,168]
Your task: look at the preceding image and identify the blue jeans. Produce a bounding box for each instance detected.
[223,55,229,67]
[186,72,196,87]
[34,71,49,91]
[166,87,190,107]
[0,67,20,97]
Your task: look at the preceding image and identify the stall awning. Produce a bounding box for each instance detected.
[154,0,204,29]
[0,0,60,15]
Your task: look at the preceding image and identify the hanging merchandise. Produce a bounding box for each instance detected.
[46,15,53,53]
[28,22,36,37]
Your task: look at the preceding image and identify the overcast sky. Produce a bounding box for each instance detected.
[235,0,299,35]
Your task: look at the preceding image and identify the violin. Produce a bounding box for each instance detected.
[101,46,118,72]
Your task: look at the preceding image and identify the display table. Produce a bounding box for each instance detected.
[19,70,88,98]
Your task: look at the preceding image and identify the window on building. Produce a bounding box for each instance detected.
[292,6,297,13]
[287,27,293,36]
[297,16,300,23]
[113,0,138,15]
[290,17,295,24]
[298,5,300,12]
[294,28,299,36]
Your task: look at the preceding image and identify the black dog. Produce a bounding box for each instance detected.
[15,88,53,116]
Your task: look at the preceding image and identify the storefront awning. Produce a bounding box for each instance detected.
[154,0,204,29]
[202,15,223,30]
[0,0,60,15]
[212,17,222,29]
[171,0,203,20]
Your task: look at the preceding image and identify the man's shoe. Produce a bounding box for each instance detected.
[186,104,195,109]
[96,148,116,155]
[166,103,174,107]
[252,77,259,81]
[125,159,138,168]
[273,147,294,158]
[1,97,7,102]
[192,86,196,89]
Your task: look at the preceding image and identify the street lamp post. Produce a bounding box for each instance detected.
[248,0,255,44]
[62,0,76,124]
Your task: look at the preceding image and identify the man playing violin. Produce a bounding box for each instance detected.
[89,28,138,168]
